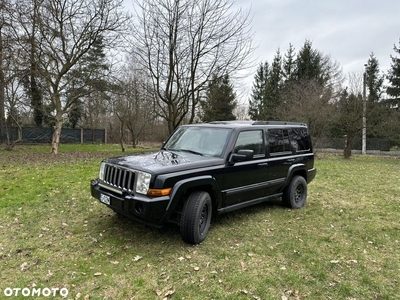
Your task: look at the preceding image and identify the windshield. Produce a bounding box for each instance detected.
[163,126,231,157]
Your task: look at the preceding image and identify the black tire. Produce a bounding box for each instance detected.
[180,191,212,244]
[282,176,308,209]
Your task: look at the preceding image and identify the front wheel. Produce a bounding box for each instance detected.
[282,176,308,209]
[180,191,212,244]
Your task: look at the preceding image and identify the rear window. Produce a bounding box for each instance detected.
[289,128,310,152]
[268,129,290,154]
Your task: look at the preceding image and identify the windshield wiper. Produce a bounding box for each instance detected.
[178,149,204,156]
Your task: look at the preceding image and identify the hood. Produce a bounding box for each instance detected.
[104,150,225,173]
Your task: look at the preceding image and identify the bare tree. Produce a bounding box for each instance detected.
[2,33,27,149]
[0,0,25,149]
[13,0,130,153]
[132,0,254,133]
[278,80,336,149]
[114,63,156,149]
[0,0,11,123]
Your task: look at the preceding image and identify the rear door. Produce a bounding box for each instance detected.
[266,128,294,194]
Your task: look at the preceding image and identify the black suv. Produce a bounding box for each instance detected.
[91,121,316,244]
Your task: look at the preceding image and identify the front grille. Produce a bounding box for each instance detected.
[103,164,135,191]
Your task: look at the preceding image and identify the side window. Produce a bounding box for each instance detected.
[233,130,265,156]
[268,129,290,154]
[289,128,310,152]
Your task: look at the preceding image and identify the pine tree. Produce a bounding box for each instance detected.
[387,39,400,106]
[66,35,110,127]
[264,49,283,119]
[295,39,327,85]
[283,43,296,82]
[249,62,269,120]
[201,73,236,122]
[365,52,384,102]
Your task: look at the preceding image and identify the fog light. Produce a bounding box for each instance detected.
[135,202,145,215]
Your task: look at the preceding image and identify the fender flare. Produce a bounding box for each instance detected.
[284,164,307,187]
[166,175,222,212]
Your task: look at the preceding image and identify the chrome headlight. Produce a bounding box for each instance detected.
[136,171,151,195]
[99,162,106,180]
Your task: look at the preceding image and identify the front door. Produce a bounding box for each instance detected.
[222,130,269,207]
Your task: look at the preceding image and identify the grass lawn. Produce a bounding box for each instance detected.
[0,145,399,299]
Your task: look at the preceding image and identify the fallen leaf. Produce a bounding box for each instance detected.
[330,260,340,264]
[20,262,28,271]
[347,260,358,265]
[134,255,142,262]
[110,261,119,265]
[164,289,175,297]
[94,272,102,276]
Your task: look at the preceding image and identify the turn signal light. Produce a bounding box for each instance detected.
[147,188,172,197]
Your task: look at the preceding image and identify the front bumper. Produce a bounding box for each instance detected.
[90,179,171,228]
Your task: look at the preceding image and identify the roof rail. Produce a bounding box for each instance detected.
[252,121,306,126]
[207,120,307,126]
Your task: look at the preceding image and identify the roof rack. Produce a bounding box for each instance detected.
[208,120,307,126]
[252,121,306,126]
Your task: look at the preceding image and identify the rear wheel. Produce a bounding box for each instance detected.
[282,176,308,209]
[180,191,212,244]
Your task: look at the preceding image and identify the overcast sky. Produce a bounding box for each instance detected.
[233,0,400,91]
[124,0,400,100]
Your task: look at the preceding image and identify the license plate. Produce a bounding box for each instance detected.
[100,194,110,205]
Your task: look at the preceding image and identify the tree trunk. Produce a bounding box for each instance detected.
[119,122,125,152]
[0,33,5,122]
[51,116,63,154]
[343,135,353,159]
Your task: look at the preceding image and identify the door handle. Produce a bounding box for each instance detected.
[257,162,268,166]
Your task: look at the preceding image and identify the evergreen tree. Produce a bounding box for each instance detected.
[201,73,236,122]
[66,35,110,128]
[283,43,296,82]
[264,49,283,119]
[249,62,269,120]
[294,39,329,85]
[68,100,83,129]
[365,52,384,102]
[387,39,400,106]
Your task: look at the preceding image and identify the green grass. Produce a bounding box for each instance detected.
[1,146,399,299]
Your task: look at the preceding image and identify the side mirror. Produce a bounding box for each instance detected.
[231,149,254,162]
